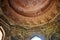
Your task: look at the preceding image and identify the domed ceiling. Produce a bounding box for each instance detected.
[1,0,59,28]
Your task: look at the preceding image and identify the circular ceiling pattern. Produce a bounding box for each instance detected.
[2,0,59,28]
[9,0,51,17]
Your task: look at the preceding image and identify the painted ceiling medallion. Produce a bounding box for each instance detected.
[2,0,58,28]
[9,0,51,17]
